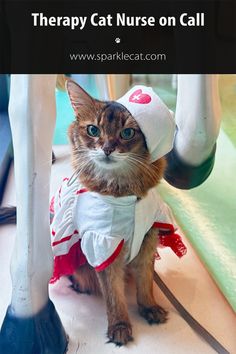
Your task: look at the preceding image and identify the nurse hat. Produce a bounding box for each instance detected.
[117,85,176,162]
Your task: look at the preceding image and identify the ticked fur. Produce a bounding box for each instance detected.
[67,80,166,198]
[66,79,167,346]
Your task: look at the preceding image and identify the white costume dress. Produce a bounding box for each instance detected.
[50,178,186,283]
[50,85,187,283]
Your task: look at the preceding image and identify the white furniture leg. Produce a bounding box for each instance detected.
[0,75,68,354]
[175,74,221,165]
[165,75,221,189]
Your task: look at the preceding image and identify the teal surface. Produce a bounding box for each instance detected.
[219,75,236,148]
[154,75,236,310]
[159,131,236,311]
[53,90,74,145]
[53,75,99,145]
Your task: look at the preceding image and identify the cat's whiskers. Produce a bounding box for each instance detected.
[73,147,91,157]
[70,152,95,184]
[128,152,161,174]
[126,162,156,185]
[124,155,160,183]
[71,145,162,194]
[88,149,127,171]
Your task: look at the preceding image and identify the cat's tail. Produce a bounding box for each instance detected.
[0,207,17,225]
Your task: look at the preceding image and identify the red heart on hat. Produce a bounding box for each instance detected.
[129,89,151,104]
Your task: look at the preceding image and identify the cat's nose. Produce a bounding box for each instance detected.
[103,147,115,156]
[102,141,116,156]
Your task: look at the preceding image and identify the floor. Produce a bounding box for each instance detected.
[0,145,235,354]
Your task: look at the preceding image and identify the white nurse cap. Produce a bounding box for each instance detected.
[117,85,176,162]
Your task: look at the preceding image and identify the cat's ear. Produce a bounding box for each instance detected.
[66,79,95,116]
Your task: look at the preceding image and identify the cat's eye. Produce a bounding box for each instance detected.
[87,125,100,137]
[120,128,135,140]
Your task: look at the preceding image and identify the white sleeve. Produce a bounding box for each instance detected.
[80,231,124,272]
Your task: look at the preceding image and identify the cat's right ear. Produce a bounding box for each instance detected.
[66,79,95,116]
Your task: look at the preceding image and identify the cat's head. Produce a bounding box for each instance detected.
[66,80,165,197]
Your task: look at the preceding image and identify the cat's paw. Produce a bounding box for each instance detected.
[107,321,133,346]
[139,305,168,325]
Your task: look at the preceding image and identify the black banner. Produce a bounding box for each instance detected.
[0,0,236,73]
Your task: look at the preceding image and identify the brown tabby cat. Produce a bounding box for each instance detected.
[66,80,168,346]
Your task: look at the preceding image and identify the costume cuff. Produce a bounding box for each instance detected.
[164,144,216,189]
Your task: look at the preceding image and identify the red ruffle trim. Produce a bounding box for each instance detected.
[159,233,187,258]
[153,222,187,258]
[50,239,87,284]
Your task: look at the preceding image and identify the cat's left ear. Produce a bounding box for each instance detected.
[66,79,95,116]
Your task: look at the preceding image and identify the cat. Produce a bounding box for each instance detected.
[0,79,169,346]
[64,80,168,345]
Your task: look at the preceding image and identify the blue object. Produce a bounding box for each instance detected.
[0,299,68,354]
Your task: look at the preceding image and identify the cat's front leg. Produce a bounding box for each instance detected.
[96,247,133,346]
[130,227,168,324]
